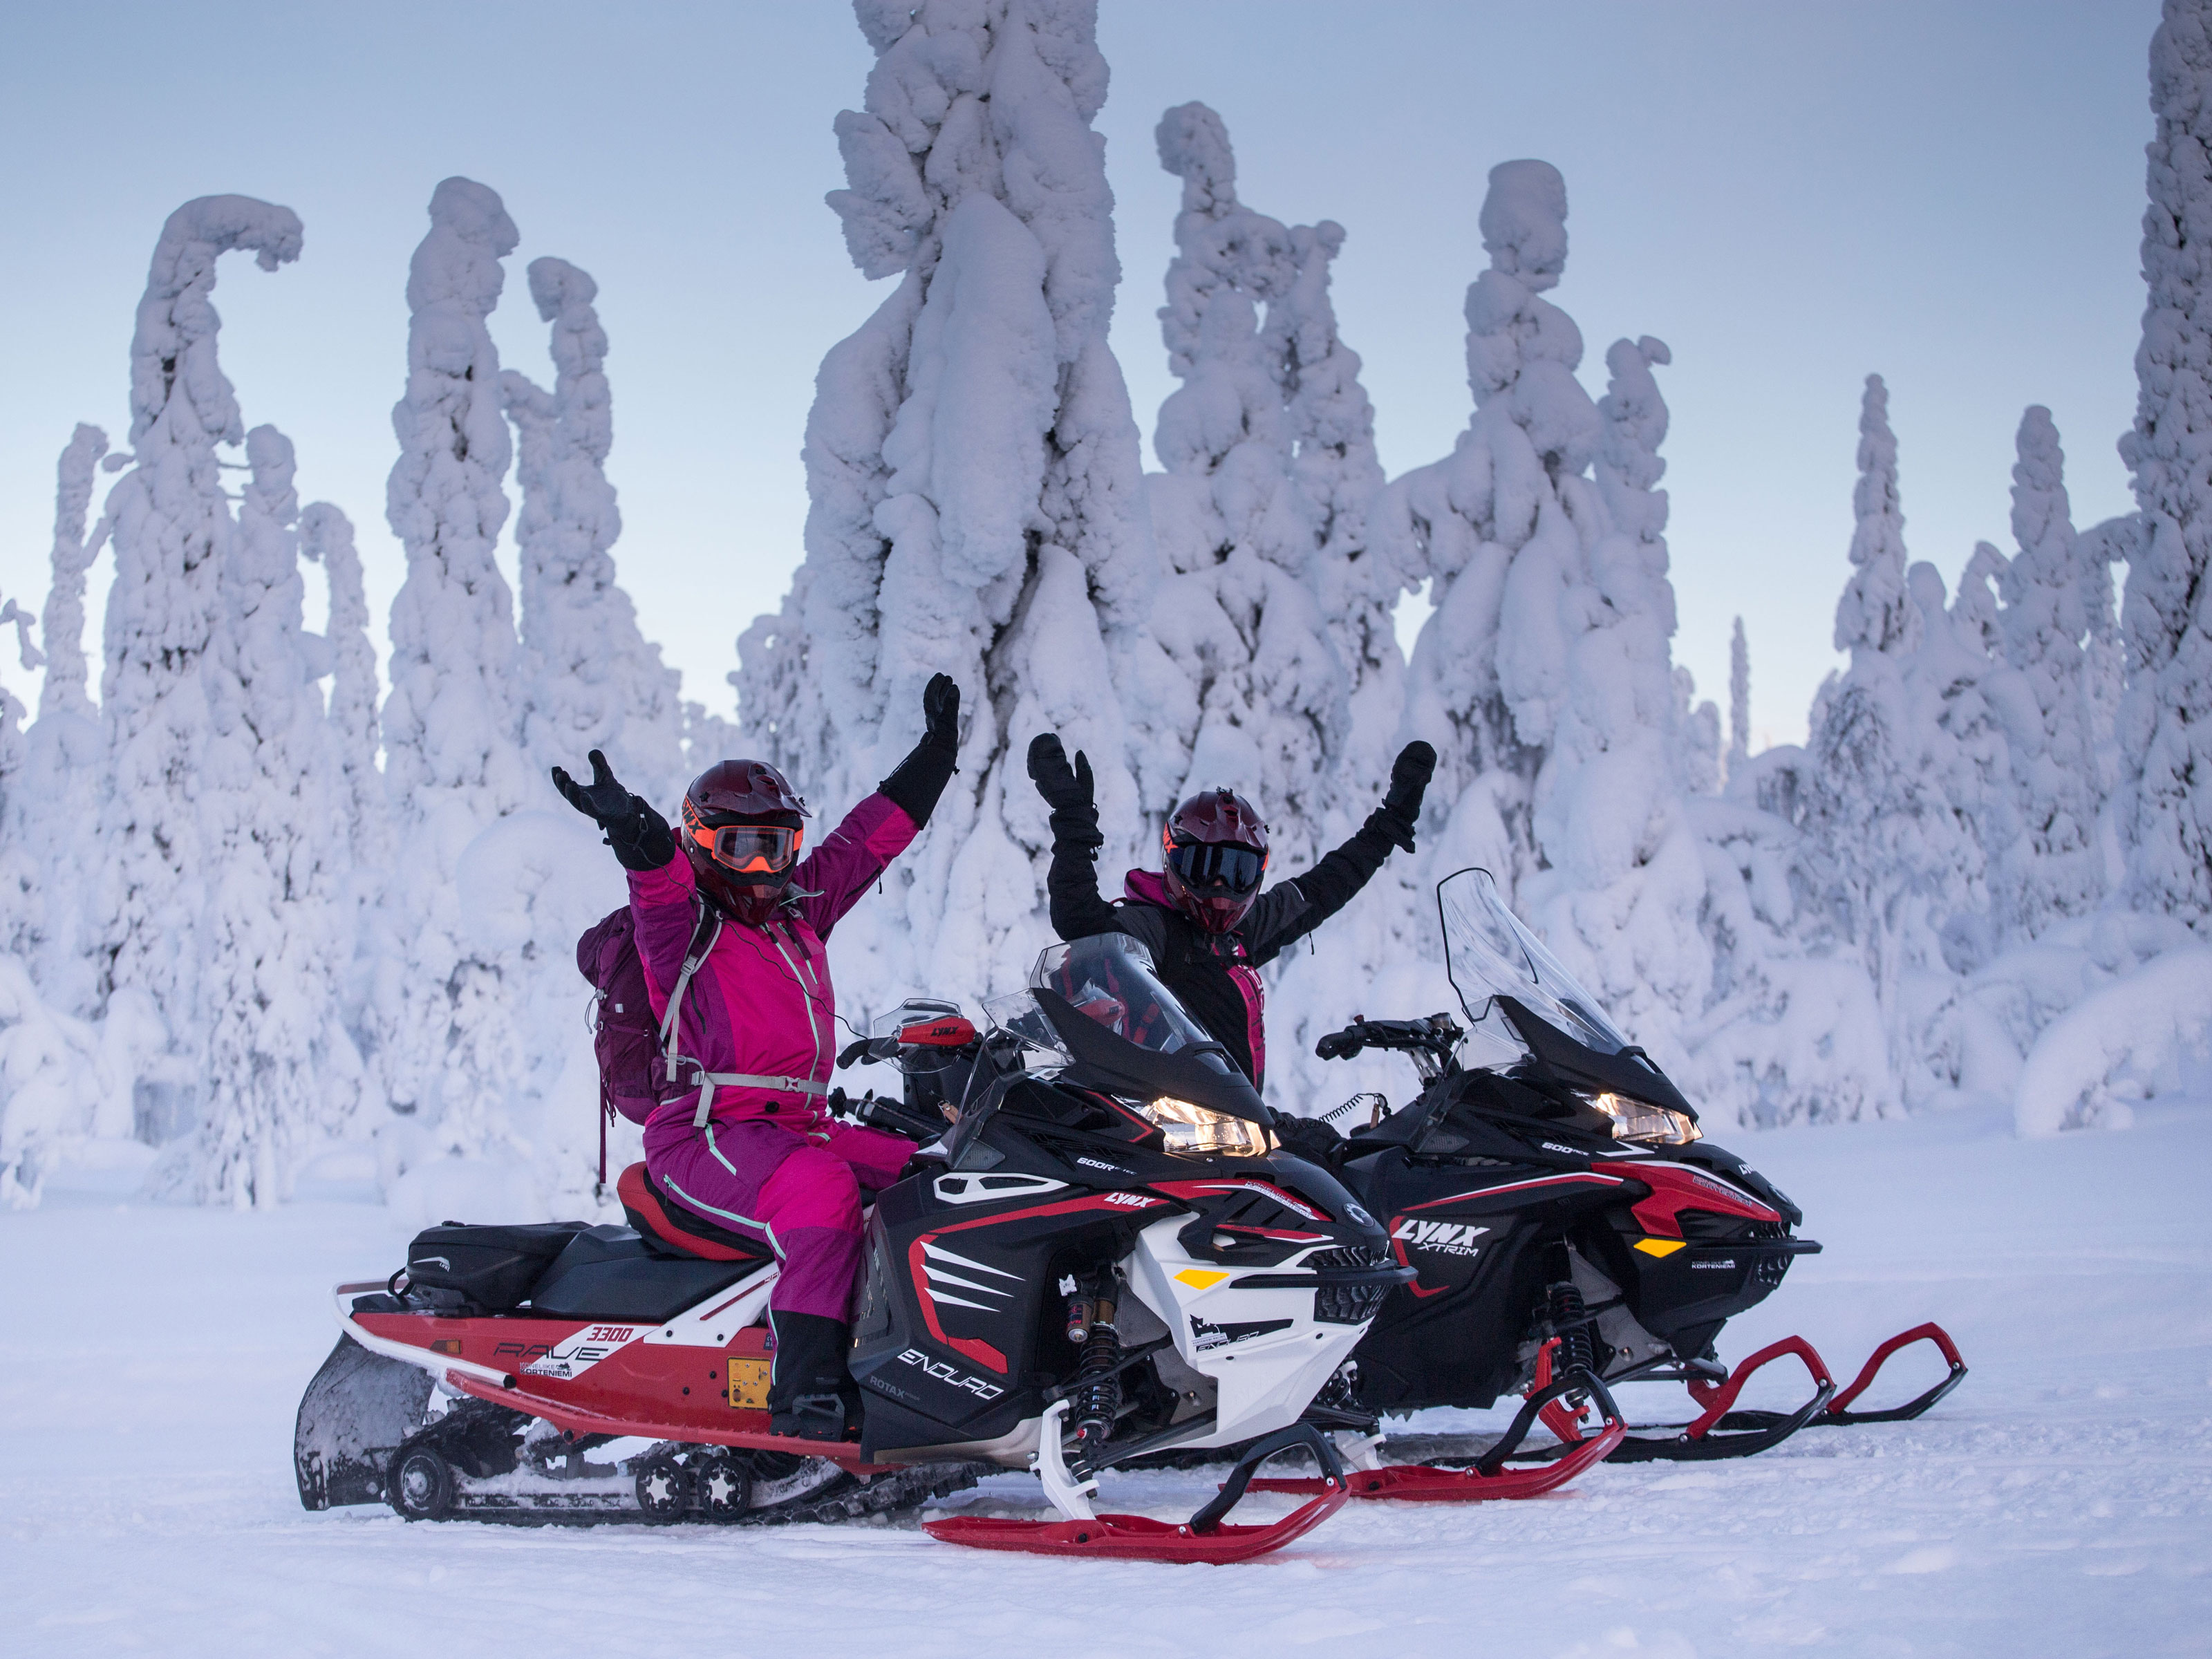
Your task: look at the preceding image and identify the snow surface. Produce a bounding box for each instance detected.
[2,1103,2204,1658]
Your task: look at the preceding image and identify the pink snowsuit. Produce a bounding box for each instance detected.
[631,792,917,1322]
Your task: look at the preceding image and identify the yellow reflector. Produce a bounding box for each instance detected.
[1633,1238,1687,1257]
[1175,1268,1230,1290]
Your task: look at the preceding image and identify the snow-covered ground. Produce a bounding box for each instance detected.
[2,1105,2206,1658]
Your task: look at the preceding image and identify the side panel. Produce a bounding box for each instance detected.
[1347,1152,1631,1412]
[851,1181,1159,1457]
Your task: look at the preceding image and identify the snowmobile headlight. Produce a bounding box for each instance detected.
[1585,1090,1701,1145]
[1140,1096,1275,1157]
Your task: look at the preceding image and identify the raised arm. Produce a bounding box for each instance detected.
[1028,733,1122,941]
[551,748,693,1007]
[799,673,962,939]
[1242,741,1435,964]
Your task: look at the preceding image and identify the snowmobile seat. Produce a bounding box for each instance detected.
[616,1161,774,1264]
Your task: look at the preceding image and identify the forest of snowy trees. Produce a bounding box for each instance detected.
[3,0,2209,1214]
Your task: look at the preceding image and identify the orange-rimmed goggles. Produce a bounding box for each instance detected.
[683,800,803,876]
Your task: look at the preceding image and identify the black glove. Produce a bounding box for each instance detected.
[1271,1111,1347,1168]
[1027,733,1103,854]
[923,671,960,753]
[551,749,675,871]
[1368,740,1436,855]
[879,673,962,827]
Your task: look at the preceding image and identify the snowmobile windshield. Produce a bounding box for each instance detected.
[977,934,1269,1125]
[1438,868,1633,1056]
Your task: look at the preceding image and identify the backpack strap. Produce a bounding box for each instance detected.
[657,903,833,1129]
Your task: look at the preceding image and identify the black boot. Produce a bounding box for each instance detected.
[767,1311,858,1441]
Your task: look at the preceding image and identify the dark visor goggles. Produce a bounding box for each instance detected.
[684,803,803,876]
[1167,838,1266,897]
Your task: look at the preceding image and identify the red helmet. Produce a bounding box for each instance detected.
[682,760,810,922]
[1161,787,1269,935]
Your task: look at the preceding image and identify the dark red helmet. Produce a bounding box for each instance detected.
[682,760,810,921]
[1161,787,1269,935]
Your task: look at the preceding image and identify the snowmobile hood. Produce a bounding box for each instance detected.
[1034,984,1270,1125]
[1496,995,1697,1121]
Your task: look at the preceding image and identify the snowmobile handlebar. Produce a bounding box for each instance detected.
[826,1086,950,1143]
[1315,1013,1465,1071]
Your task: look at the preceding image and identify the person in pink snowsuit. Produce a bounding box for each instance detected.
[554,675,962,1438]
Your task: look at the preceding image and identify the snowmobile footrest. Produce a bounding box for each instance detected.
[1821,1322,1968,1424]
[922,1425,1349,1562]
[1605,1335,1838,1463]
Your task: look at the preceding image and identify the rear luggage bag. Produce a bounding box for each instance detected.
[404,1221,592,1311]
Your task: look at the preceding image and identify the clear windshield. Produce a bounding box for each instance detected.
[1438,868,1631,1057]
[982,933,1231,1073]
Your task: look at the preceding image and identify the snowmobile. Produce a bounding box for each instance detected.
[1247,868,1967,1506]
[295,932,1412,1562]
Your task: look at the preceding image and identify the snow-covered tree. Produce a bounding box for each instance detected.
[299,502,388,874]
[1270,218,1401,820]
[501,256,686,810]
[1372,160,1596,901]
[187,424,362,1205]
[96,195,301,1142]
[735,0,1178,1017]
[1143,102,1344,868]
[7,428,111,1004]
[373,177,531,1152]
[2116,0,2212,935]
[1727,615,1752,776]
[1508,334,1713,1078]
[1986,406,2103,941]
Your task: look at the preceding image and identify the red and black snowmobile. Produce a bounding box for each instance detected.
[295,933,1411,1562]
[1247,869,1967,1506]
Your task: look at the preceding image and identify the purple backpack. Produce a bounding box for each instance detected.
[576,906,668,1131]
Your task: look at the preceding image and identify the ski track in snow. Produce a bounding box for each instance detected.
[1,1103,2206,1658]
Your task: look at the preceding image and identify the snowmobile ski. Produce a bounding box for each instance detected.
[1249,1337,1627,1501]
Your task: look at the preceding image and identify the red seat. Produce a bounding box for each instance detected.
[616,1162,774,1264]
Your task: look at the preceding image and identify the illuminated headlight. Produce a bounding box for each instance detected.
[1139,1096,1275,1157]
[1585,1090,1701,1145]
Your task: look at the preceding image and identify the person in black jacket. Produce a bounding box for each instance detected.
[1027,733,1434,1139]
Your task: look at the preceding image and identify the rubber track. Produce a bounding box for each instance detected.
[431,1459,987,1528]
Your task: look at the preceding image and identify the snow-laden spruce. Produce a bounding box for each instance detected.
[2117,0,2212,937]
[185,425,363,1206]
[1371,160,1584,903]
[1145,101,1344,868]
[372,178,532,1157]
[1727,616,1751,779]
[8,427,112,1009]
[97,195,302,1147]
[1987,407,2104,942]
[501,256,687,812]
[737,0,1177,1023]
[300,503,388,876]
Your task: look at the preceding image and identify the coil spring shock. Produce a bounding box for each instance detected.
[1546,1280,1594,1405]
[1065,1277,1122,1476]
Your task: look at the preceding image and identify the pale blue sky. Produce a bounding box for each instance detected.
[0,1,2156,749]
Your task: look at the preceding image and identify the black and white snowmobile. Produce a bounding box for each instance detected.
[296,932,1409,1562]
[1247,869,1967,1506]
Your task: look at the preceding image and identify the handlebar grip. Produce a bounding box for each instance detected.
[1315,1027,1366,1062]
[835,1038,870,1071]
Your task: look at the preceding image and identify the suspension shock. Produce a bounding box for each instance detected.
[1065,1274,1122,1475]
[1546,1280,1595,1401]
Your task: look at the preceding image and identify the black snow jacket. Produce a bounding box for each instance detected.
[1042,821,1400,1089]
